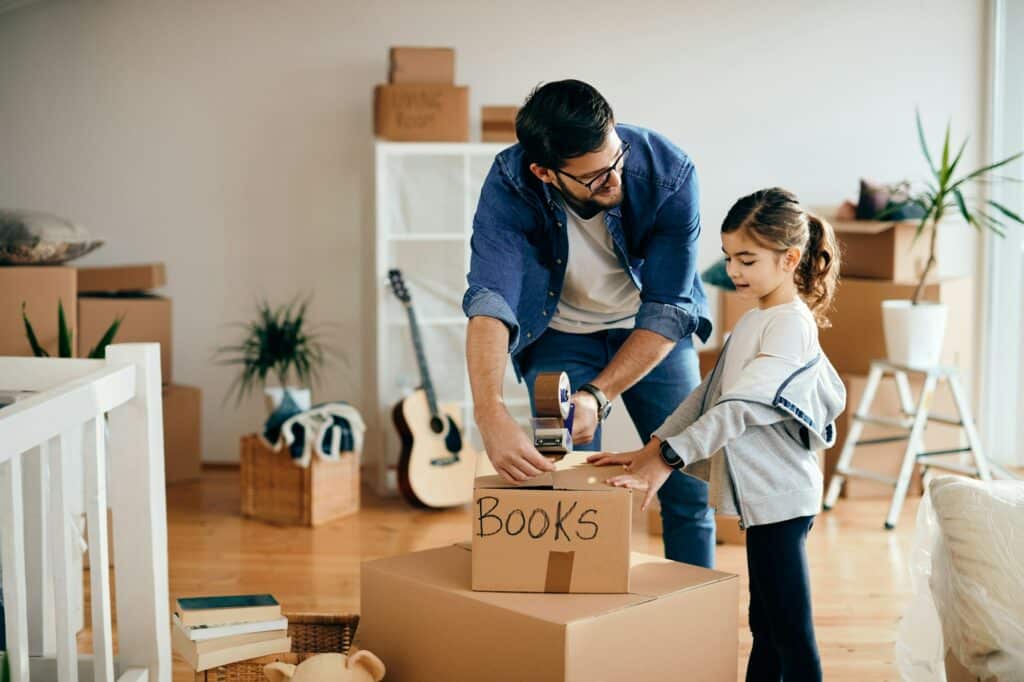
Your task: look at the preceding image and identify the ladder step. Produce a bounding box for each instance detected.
[836,466,898,486]
[918,448,972,458]
[854,414,913,429]
[925,413,963,426]
[856,435,910,446]
[920,461,979,476]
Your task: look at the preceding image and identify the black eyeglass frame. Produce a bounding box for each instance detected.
[554,142,631,194]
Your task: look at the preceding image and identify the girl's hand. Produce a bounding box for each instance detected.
[587,441,673,512]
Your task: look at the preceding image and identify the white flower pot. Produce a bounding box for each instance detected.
[263,386,312,415]
[881,300,948,368]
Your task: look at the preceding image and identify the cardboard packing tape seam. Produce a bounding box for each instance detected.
[544,550,575,593]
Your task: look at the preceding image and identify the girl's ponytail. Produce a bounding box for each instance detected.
[797,214,840,327]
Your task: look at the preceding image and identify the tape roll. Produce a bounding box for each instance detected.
[533,371,572,420]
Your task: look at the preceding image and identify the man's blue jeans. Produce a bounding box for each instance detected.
[519,327,716,568]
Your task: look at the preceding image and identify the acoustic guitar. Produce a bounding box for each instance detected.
[387,269,477,508]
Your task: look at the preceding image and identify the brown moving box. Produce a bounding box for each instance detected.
[833,373,965,499]
[359,544,738,682]
[374,84,469,142]
[482,105,518,142]
[163,384,201,484]
[819,277,974,377]
[388,47,455,84]
[715,514,746,546]
[78,295,173,382]
[825,213,952,282]
[945,649,996,682]
[698,347,721,378]
[473,457,631,593]
[0,266,77,357]
[78,263,166,293]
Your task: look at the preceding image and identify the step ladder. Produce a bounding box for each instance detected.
[823,360,1018,529]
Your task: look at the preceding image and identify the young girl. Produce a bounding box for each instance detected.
[589,187,846,682]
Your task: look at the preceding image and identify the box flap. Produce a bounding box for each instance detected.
[474,454,629,494]
[364,545,736,626]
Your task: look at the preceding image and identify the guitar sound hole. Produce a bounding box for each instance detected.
[430,416,445,434]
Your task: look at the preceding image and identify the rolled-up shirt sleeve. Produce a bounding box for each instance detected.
[635,161,712,343]
[462,163,527,352]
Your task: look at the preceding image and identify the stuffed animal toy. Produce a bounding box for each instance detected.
[264,651,385,682]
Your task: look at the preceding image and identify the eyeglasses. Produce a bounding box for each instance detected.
[555,142,630,194]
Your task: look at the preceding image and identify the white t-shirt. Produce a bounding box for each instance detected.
[719,298,819,395]
[548,200,641,334]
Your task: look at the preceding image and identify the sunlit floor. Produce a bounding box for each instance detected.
[79,468,923,681]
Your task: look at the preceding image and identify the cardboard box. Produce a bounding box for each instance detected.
[715,514,746,546]
[482,105,518,142]
[78,263,166,293]
[473,457,631,593]
[388,47,455,84]
[833,373,966,498]
[78,294,172,382]
[358,544,738,682]
[163,384,201,484]
[819,277,974,377]
[0,266,77,356]
[374,84,469,142]
[698,347,721,378]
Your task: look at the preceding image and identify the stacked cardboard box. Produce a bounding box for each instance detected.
[481,105,518,142]
[358,455,740,680]
[374,46,469,141]
[820,212,977,499]
[78,263,203,484]
[0,265,78,357]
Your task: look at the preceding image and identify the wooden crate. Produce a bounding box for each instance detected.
[240,434,360,526]
[196,613,358,682]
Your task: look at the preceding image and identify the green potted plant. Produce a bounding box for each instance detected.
[21,299,122,358]
[880,111,1023,367]
[216,296,330,414]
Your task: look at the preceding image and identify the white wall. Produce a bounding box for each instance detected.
[0,0,987,462]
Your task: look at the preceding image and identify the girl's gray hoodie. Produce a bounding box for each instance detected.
[653,337,847,528]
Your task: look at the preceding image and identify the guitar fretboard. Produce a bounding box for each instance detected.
[405,304,440,420]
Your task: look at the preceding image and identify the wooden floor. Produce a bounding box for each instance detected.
[94,469,925,680]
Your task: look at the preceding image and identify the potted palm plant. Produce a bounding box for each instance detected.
[880,111,1023,367]
[216,296,329,414]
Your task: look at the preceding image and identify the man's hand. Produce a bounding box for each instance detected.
[570,391,599,445]
[477,405,556,484]
[588,440,671,511]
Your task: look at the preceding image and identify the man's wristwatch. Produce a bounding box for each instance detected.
[659,440,685,469]
[578,383,612,422]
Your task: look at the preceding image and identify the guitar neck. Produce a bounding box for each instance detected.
[405,305,440,417]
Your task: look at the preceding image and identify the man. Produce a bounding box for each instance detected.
[462,79,715,568]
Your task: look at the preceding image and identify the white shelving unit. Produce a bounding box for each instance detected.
[373,141,533,496]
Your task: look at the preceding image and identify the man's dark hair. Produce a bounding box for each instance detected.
[515,79,614,169]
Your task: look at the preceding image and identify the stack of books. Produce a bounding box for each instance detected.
[171,594,291,671]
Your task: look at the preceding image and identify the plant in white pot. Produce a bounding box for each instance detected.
[217,296,330,414]
[880,111,1023,368]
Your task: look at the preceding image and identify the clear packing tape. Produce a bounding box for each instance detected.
[896,475,1024,681]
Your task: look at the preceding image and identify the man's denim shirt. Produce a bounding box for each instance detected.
[462,123,713,377]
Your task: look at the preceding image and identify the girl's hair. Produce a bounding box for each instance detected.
[721,187,841,327]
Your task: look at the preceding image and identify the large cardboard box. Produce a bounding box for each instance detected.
[163,384,201,484]
[374,84,469,142]
[833,373,965,498]
[820,277,974,377]
[473,458,631,593]
[0,266,77,356]
[482,105,518,142]
[78,294,172,382]
[388,46,455,84]
[359,544,738,682]
[78,263,166,293]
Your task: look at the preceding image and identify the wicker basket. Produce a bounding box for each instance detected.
[195,613,359,682]
[240,434,360,526]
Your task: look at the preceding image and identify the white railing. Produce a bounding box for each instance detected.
[0,343,171,682]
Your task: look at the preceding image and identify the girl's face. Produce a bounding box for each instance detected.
[721,228,802,304]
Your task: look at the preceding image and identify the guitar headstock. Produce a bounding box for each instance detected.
[387,269,411,305]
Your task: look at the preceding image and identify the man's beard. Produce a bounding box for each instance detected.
[555,178,624,219]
